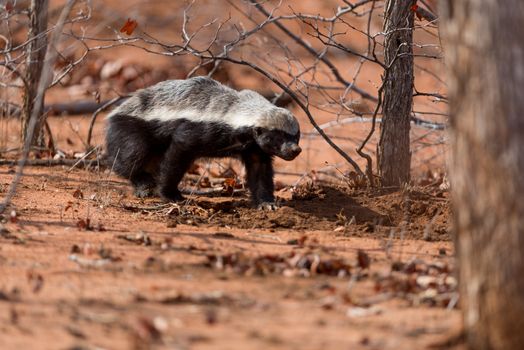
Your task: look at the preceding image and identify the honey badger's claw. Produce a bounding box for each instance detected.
[257,202,279,211]
[134,187,155,198]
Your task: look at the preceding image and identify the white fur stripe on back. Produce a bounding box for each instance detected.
[107,77,300,135]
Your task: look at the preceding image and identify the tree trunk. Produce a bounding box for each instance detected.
[22,0,49,146]
[378,0,415,186]
[441,0,524,348]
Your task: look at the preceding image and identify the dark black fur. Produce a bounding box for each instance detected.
[105,114,301,206]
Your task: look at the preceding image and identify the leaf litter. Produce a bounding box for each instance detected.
[204,250,352,278]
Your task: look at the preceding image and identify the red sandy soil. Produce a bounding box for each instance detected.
[0,165,461,350]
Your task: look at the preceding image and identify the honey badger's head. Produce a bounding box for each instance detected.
[253,108,301,161]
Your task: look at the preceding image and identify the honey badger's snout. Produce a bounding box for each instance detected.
[280,142,302,160]
[289,143,302,158]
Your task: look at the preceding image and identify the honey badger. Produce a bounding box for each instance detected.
[105,76,301,209]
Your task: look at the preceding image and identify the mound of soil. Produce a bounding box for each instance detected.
[126,183,450,241]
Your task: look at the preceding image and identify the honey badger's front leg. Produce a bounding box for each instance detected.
[242,150,276,210]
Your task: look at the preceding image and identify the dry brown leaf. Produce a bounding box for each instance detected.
[120,18,138,35]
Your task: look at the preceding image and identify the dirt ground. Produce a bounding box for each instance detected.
[0,165,460,350]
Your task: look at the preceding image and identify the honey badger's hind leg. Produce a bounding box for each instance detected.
[105,114,158,198]
[158,141,194,202]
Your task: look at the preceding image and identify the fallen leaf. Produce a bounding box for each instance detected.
[26,271,44,293]
[223,178,237,195]
[9,307,18,324]
[347,306,382,318]
[416,275,437,289]
[66,325,86,339]
[199,177,211,188]
[70,244,81,254]
[72,189,84,199]
[0,224,10,236]
[76,218,91,230]
[117,232,152,246]
[133,316,162,342]
[213,232,234,239]
[69,254,112,268]
[410,3,423,20]
[64,201,73,212]
[9,210,17,223]
[205,308,218,325]
[286,238,299,245]
[120,18,138,35]
[5,1,14,13]
[357,249,371,269]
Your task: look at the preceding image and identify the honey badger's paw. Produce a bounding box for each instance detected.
[257,202,279,211]
[159,188,185,202]
[134,186,155,198]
